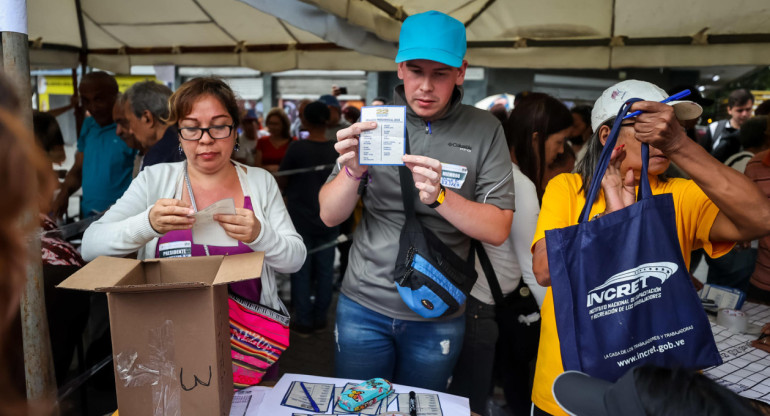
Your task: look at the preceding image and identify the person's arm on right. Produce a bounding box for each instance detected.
[51,151,83,218]
[319,121,376,227]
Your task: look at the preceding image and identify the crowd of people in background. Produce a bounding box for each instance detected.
[5,9,770,416]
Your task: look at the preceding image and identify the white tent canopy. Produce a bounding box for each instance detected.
[26,0,770,73]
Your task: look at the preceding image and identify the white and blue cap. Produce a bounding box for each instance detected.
[395,11,466,68]
[591,80,703,132]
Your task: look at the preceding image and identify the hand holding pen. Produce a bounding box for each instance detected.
[626,90,696,155]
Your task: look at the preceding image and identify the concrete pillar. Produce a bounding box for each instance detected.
[1,3,59,405]
[365,71,379,105]
[262,72,274,114]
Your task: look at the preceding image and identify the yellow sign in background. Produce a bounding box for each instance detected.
[37,75,160,111]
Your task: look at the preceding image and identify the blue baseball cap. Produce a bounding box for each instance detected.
[395,11,466,68]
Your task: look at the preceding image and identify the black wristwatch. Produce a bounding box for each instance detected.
[427,184,446,208]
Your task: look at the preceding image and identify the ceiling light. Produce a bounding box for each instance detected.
[697,85,706,92]
[712,75,720,82]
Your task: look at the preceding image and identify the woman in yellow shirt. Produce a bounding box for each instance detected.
[529,80,770,416]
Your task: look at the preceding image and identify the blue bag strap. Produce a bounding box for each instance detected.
[579,98,652,223]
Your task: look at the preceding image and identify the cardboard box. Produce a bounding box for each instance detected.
[58,252,264,416]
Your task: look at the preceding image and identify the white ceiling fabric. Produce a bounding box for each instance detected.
[25,0,770,72]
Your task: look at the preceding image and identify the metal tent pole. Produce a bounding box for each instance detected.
[1,0,59,408]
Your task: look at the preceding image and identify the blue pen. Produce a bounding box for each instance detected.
[299,382,320,412]
[622,90,691,120]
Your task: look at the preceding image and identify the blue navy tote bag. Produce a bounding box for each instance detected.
[545,98,722,382]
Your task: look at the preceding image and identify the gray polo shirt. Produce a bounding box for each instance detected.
[327,86,515,321]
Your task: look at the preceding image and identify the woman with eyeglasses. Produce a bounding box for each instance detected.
[81,77,306,387]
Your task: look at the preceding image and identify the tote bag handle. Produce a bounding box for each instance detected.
[579,98,653,224]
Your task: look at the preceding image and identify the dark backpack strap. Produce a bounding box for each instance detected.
[473,240,505,305]
[398,127,474,265]
[712,119,729,149]
[727,153,752,169]
[399,128,416,220]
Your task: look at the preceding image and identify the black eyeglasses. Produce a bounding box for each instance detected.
[178,125,234,141]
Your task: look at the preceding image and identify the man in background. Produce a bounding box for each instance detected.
[123,81,184,170]
[52,72,137,219]
[703,88,754,162]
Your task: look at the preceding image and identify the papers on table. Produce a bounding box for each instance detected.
[332,383,357,413]
[254,373,469,415]
[229,386,270,416]
[359,106,406,166]
[704,302,770,404]
[281,381,335,412]
[191,197,238,247]
[398,393,443,416]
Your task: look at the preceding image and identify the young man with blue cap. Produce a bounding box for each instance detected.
[319,11,515,391]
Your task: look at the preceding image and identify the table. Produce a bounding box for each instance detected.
[704,302,770,404]
[229,373,471,415]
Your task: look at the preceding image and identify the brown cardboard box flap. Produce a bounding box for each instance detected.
[57,256,141,292]
[99,281,208,293]
[212,251,264,286]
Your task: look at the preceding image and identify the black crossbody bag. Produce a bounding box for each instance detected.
[394,134,477,318]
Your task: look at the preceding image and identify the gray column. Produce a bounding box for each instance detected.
[262,72,274,113]
[2,29,58,404]
[365,71,379,104]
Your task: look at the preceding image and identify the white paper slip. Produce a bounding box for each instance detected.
[191,197,239,247]
[229,385,270,416]
[359,105,407,166]
[281,381,335,412]
[383,392,398,412]
[230,393,252,416]
[398,393,443,416]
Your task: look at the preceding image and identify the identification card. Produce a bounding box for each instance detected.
[158,241,192,258]
[359,106,406,165]
[440,163,468,189]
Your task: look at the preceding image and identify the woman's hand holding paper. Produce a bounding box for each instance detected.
[215,208,262,244]
[149,199,195,234]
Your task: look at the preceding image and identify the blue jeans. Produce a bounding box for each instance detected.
[334,293,465,392]
[291,231,337,327]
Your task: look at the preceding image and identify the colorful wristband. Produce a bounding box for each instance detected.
[344,166,366,181]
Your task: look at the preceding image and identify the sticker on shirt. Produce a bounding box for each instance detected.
[440,163,468,189]
[158,241,192,258]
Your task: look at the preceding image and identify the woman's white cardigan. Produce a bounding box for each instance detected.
[81,161,306,311]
